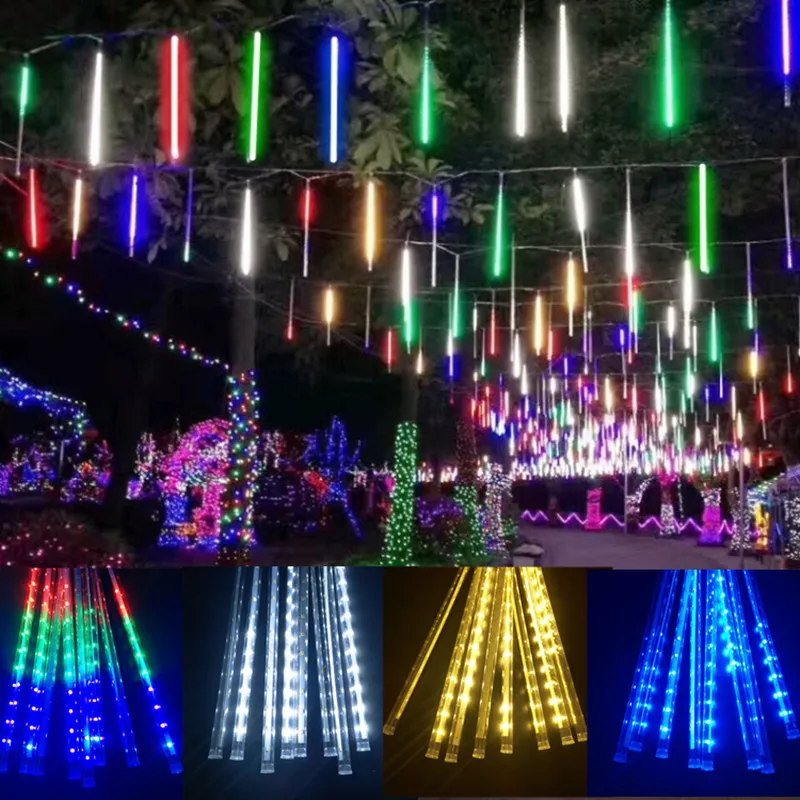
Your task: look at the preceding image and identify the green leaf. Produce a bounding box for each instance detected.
[375,135,392,170]
[276,238,289,262]
[206,68,228,106]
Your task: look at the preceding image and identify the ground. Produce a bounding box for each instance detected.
[516,523,778,569]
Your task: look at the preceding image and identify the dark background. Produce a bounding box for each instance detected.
[0,568,183,800]
[182,566,389,800]
[382,567,588,798]
[587,569,800,797]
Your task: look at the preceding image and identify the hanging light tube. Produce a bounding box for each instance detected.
[71,174,83,260]
[231,567,261,761]
[573,171,589,272]
[15,55,30,176]
[365,179,377,271]
[128,172,139,258]
[514,4,528,137]
[240,182,253,277]
[261,568,280,773]
[183,169,194,263]
[327,36,341,164]
[558,4,571,133]
[324,286,335,346]
[88,50,104,167]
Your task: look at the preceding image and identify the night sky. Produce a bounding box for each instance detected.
[0,568,183,800]
[587,570,800,797]
[382,567,588,798]
[182,566,387,800]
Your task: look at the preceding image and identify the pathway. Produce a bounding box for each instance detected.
[517,522,779,569]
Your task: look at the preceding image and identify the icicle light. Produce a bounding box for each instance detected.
[558,4,571,133]
[88,50,104,167]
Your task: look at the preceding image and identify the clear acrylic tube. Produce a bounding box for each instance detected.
[209,567,245,759]
[427,569,482,760]
[473,569,505,759]
[323,566,352,775]
[85,570,105,766]
[281,567,300,759]
[260,567,280,773]
[499,570,514,755]
[312,568,336,756]
[61,570,82,780]
[699,571,719,771]
[230,567,261,761]
[296,568,310,758]
[333,567,370,752]
[74,570,95,788]
[383,567,468,735]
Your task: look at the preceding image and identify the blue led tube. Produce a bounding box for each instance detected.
[93,569,139,767]
[629,569,680,753]
[209,566,245,759]
[614,570,671,762]
[726,571,773,774]
[743,571,799,740]
[0,567,41,773]
[700,570,719,771]
[689,570,703,769]
[716,572,759,771]
[656,570,691,758]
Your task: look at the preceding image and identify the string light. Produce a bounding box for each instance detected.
[419,10,434,147]
[88,50,104,167]
[430,189,439,287]
[709,303,719,363]
[697,164,710,274]
[624,170,635,335]
[240,182,253,277]
[746,242,755,329]
[533,293,544,355]
[245,31,269,163]
[558,4,571,133]
[323,35,345,164]
[382,423,418,566]
[162,35,188,163]
[782,0,793,106]
[514,3,527,137]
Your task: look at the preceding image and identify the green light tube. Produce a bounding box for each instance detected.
[492,177,506,279]
[662,1,677,130]
[418,10,434,148]
[61,570,81,780]
[709,304,719,362]
[74,569,94,787]
[85,570,106,766]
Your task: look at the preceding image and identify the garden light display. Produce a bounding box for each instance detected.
[209,567,369,775]
[0,569,180,785]
[384,567,586,759]
[615,570,798,772]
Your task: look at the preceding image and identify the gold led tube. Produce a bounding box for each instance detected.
[512,572,550,750]
[426,571,483,759]
[530,568,587,742]
[521,568,574,746]
[473,569,504,759]
[500,570,514,754]
[384,568,469,736]
[444,568,494,763]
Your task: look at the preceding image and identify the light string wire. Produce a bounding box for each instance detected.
[209,566,245,759]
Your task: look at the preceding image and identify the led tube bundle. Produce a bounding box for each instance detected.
[209,567,370,776]
[615,570,798,771]
[0,569,180,784]
[385,568,585,760]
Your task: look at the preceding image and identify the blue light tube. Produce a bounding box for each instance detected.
[656,570,692,758]
[716,572,759,771]
[743,572,799,740]
[85,571,106,767]
[74,569,95,788]
[689,570,702,769]
[725,572,773,774]
[61,570,81,780]
[614,570,672,762]
[629,570,680,753]
[700,571,719,771]
[93,569,139,767]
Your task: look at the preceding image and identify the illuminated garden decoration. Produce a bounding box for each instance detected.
[303,417,363,539]
[0,568,181,785]
[384,567,587,759]
[481,464,511,552]
[381,422,418,566]
[615,570,799,772]
[160,418,229,548]
[209,566,369,775]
